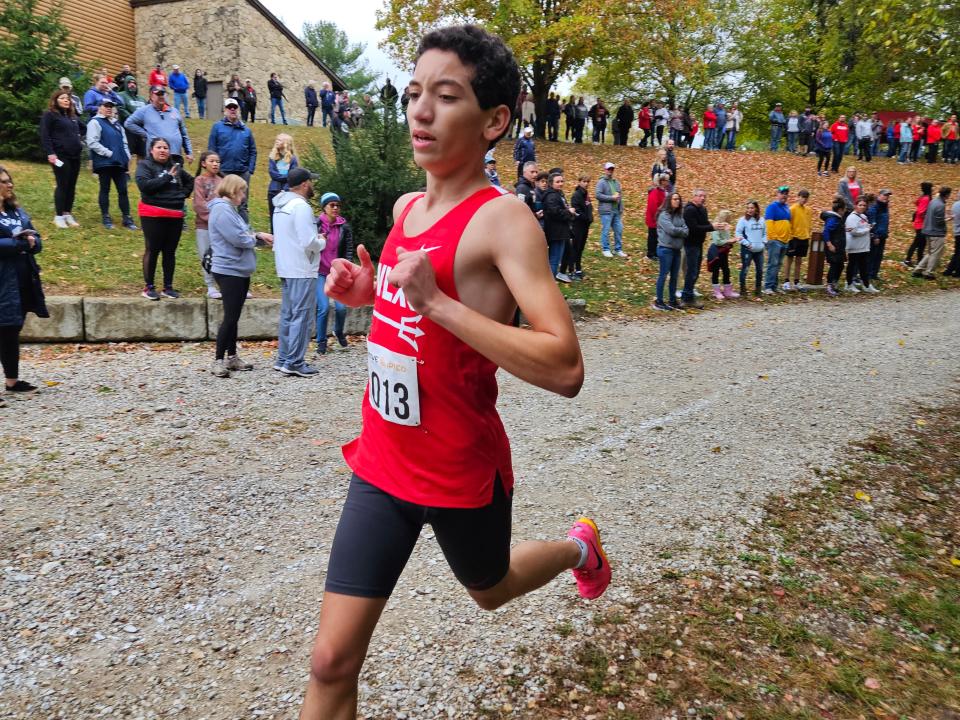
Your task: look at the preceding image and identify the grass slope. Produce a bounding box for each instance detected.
[4,120,960,305]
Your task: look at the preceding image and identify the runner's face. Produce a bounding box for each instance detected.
[407,49,508,173]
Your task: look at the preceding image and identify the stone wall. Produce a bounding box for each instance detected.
[133,0,332,124]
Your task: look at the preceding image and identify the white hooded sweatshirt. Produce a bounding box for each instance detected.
[272,191,325,278]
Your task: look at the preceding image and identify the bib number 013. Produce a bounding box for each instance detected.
[366,340,420,426]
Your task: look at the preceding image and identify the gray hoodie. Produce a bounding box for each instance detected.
[656,209,688,250]
[922,195,948,238]
[209,197,257,277]
[271,191,325,278]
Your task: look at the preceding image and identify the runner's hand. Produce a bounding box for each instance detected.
[389,247,439,314]
[326,244,375,306]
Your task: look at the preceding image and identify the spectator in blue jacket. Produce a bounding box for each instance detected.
[513,125,536,180]
[714,102,727,150]
[267,133,299,234]
[0,165,48,399]
[867,189,891,284]
[304,84,319,127]
[207,98,257,222]
[168,65,190,118]
[319,82,335,128]
[82,74,122,119]
[87,99,136,231]
[769,103,786,151]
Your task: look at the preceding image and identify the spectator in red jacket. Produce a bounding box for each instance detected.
[646,174,670,259]
[637,102,653,148]
[703,104,718,150]
[926,120,942,163]
[904,181,934,266]
[148,65,167,88]
[830,115,849,172]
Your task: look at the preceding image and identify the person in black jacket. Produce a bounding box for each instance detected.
[267,73,287,125]
[304,84,319,126]
[0,165,48,399]
[614,100,634,146]
[135,138,195,300]
[193,70,208,119]
[515,162,539,216]
[40,90,85,229]
[561,174,593,280]
[543,172,576,282]
[681,189,728,308]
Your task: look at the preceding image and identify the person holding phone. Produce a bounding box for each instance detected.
[0,166,48,400]
[135,138,194,300]
[40,89,85,229]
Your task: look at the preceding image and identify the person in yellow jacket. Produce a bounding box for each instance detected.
[763,185,792,294]
[783,189,812,290]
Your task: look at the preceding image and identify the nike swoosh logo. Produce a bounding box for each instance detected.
[591,541,604,570]
[419,244,441,253]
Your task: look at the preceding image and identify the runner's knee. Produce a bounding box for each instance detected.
[468,587,507,612]
[309,641,365,685]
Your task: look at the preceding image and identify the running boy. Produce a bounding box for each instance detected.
[299,25,609,719]
[783,188,812,290]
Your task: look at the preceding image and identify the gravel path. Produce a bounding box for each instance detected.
[2,291,959,719]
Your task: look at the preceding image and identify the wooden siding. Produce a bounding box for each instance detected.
[35,0,138,74]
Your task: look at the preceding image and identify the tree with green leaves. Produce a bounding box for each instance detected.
[302,21,377,92]
[301,104,424,258]
[0,0,85,159]
[376,0,607,138]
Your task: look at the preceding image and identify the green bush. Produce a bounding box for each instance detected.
[0,0,87,160]
[301,104,424,259]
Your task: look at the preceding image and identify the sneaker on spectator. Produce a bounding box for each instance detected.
[285,364,319,377]
[864,284,880,294]
[762,288,775,295]
[616,250,629,258]
[210,360,230,378]
[651,299,670,311]
[826,284,838,296]
[160,287,181,299]
[844,283,860,293]
[53,215,68,229]
[121,216,138,231]
[225,355,253,371]
[64,214,80,227]
[782,281,793,291]
[102,214,114,229]
[142,286,160,301]
[601,250,613,258]
[555,272,572,283]
[206,286,222,299]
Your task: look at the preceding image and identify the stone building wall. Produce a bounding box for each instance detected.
[133,0,333,123]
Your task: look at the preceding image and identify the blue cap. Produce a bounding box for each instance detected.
[320,192,341,208]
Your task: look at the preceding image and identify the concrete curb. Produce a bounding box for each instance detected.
[20,296,587,343]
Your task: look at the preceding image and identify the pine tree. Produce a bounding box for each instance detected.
[0,0,85,159]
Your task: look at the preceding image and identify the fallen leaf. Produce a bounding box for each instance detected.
[758,374,769,380]
[43,380,61,387]
[898,339,905,347]
[915,418,926,427]
[950,557,960,567]
[310,438,331,447]
[811,339,821,348]
[854,490,872,503]
[711,445,722,453]
[864,677,881,690]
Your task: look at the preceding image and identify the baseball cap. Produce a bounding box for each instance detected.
[522,126,533,135]
[879,188,893,196]
[287,167,319,187]
[777,185,790,193]
[604,162,616,170]
[224,97,239,108]
[150,85,166,94]
[58,77,72,88]
[99,98,116,107]
[172,64,180,70]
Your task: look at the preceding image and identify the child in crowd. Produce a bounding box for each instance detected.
[267,133,299,234]
[783,189,812,290]
[736,200,766,296]
[821,196,847,296]
[904,181,933,266]
[707,209,738,299]
[193,151,223,298]
[563,174,593,281]
[534,171,549,228]
[844,197,874,292]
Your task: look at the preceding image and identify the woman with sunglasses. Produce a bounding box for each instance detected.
[315,192,354,354]
[0,166,48,401]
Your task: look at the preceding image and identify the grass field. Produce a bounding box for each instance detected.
[3,119,960,307]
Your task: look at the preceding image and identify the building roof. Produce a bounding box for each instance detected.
[128,0,346,90]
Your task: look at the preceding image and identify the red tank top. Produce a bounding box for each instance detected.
[342,185,515,508]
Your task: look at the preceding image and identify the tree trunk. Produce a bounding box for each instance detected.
[530,59,552,139]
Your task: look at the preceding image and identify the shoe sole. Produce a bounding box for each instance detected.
[286,370,318,377]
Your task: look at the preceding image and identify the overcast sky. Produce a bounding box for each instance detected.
[261,0,412,89]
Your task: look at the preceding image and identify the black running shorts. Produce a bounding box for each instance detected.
[786,238,810,257]
[324,474,513,598]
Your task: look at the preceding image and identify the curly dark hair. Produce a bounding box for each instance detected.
[415,24,521,118]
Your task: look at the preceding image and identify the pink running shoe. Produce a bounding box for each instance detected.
[568,517,611,599]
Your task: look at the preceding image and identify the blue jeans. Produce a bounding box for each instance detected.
[196,97,206,119]
[770,125,782,151]
[656,246,681,302]
[174,91,190,118]
[321,106,333,127]
[787,131,798,152]
[704,127,716,150]
[316,274,346,350]
[740,246,764,289]
[548,240,565,276]
[600,212,623,252]
[270,97,287,124]
[715,124,725,148]
[898,141,911,163]
[681,243,703,300]
[764,240,787,290]
[726,129,737,150]
[277,277,317,369]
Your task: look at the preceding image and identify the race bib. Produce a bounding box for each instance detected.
[367,340,420,426]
